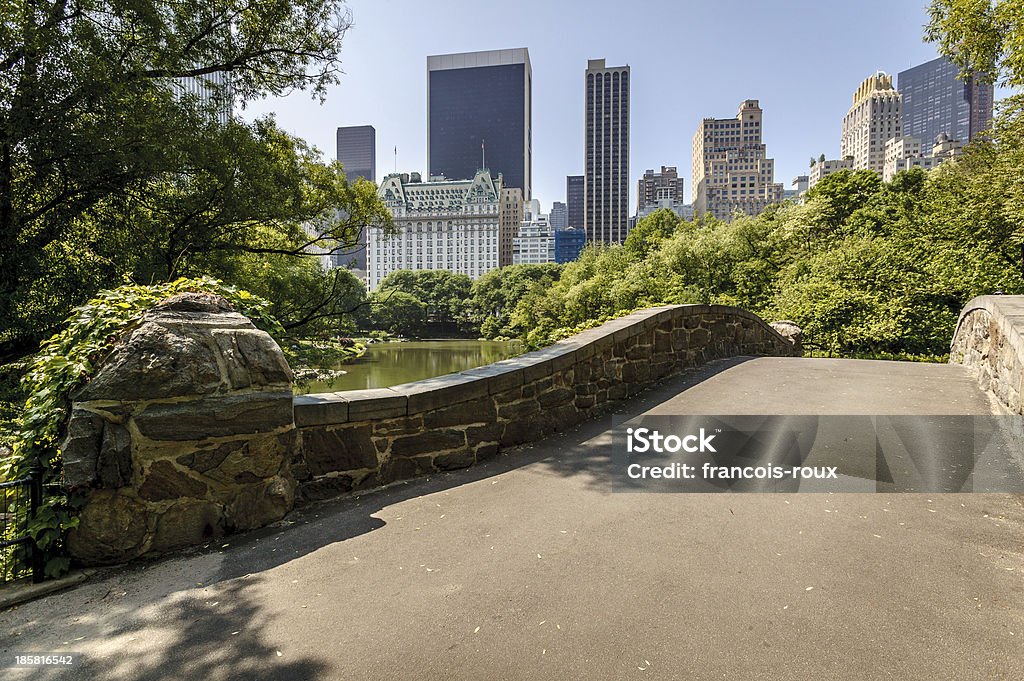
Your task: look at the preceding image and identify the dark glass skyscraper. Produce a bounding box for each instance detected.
[898,56,993,147]
[335,125,376,271]
[336,125,376,183]
[427,49,532,198]
[584,59,630,244]
[566,175,585,230]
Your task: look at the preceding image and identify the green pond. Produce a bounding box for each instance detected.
[296,339,524,394]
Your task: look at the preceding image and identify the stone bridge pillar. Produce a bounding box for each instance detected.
[61,293,297,565]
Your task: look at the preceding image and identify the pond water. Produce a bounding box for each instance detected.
[295,339,524,394]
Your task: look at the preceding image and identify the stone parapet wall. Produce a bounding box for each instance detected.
[294,304,799,500]
[63,294,297,565]
[950,296,1024,414]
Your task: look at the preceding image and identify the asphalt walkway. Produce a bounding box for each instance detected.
[2,358,1022,680]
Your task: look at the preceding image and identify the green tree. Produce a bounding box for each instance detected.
[623,208,685,259]
[235,256,367,336]
[926,0,1024,87]
[368,290,427,336]
[377,270,473,332]
[471,264,562,337]
[0,0,390,355]
[803,169,884,234]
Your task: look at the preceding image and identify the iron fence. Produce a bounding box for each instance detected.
[1,467,43,585]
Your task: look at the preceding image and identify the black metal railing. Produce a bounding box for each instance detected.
[1,466,44,585]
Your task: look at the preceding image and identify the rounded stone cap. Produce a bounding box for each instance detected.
[153,292,235,314]
[770,320,803,355]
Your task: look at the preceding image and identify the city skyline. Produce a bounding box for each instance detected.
[245,0,1014,212]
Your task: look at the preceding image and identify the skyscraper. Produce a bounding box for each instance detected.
[584,58,630,244]
[336,125,376,183]
[841,73,902,175]
[549,202,568,230]
[898,56,993,147]
[335,125,377,271]
[427,49,532,198]
[513,199,555,265]
[637,166,685,214]
[499,188,524,267]
[566,175,585,229]
[691,100,783,221]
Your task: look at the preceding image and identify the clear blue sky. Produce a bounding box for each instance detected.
[245,0,1009,211]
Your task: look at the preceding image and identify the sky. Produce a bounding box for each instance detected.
[244,0,1012,212]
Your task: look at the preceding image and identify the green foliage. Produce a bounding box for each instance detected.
[230,256,368,336]
[926,0,1024,87]
[522,313,628,352]
[369,270,474,336]
[0,277,281,578]
[0,1,392,357]
[368,290,427,336]
[470,264,563,338]
[623,208,684,259]
[284,338,366,392]
[510,154,1024,355]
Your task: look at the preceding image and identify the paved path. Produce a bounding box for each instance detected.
[2,358,1023,680]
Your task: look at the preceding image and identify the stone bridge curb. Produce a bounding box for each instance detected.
[293,304,798,501]
[950,295,1024,414]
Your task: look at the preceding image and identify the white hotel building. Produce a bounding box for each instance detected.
[367,169,505,290]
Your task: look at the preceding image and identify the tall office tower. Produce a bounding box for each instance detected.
[691,100,784,221]
[637,166,685,214]
[549,202,568,230]
[427,49,532,198]
[566,175,585,228]
[369,169,503,290]
[337,125,376,182]
[335,125,377,271]
[841,73,902,175]
[584,58,630,243]
[898,56,993,147]
[499,188,524,267]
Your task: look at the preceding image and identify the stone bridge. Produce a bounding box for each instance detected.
[5,296,1022,679]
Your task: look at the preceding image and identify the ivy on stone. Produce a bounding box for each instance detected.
[0,277,281,579]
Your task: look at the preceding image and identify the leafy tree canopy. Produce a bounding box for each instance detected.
[926,0,1024,86]
[0,0,390,355]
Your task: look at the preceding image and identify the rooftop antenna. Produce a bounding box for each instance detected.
[481,139,486,170]
[394,145,397,173]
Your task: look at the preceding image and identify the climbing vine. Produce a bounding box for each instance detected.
[0,277,281,579]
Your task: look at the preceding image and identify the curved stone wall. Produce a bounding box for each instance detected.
[950,295,1024,414]
[62,300,796,564]
[294,304,799,500]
